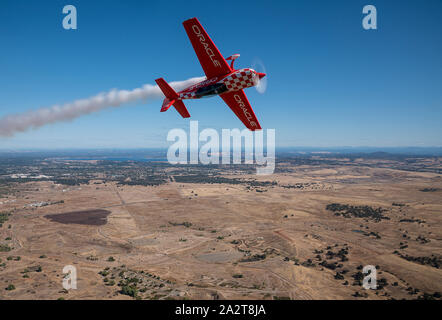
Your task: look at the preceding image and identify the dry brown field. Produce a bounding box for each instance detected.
[0,160,441,300]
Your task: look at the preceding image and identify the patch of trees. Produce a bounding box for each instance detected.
[173,174,277,187]
[168,221,192,228]
[418,292,441,300]
[395,252,441,269]
[240,253,266,263]
[420,188,439,192]
[325,247,350,261]
[301,259,316,267]
[416,235,430,244]
[319,260,342,270]
[326,203,389,222]
[281,183,318,189]
[352,229,381,239]
[5,284,15,291]
[0,211,12,227]
[0,245,11,252]
[399,218,426,224]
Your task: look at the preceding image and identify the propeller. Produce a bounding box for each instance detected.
[252,59,267,94]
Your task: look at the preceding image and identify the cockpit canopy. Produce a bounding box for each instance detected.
[195,83,228,98]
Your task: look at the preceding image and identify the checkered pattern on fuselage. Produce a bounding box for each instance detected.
[179,91,196,99]
[222,69,256,92]
[178,69,256,100]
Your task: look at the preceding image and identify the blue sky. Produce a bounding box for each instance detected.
[0,0,441,149]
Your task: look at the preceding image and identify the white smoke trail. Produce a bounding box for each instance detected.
[0,76,205,137]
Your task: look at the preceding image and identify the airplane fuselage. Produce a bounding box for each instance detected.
[178,68,262,100]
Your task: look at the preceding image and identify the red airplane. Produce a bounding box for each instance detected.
[155,17,266,131]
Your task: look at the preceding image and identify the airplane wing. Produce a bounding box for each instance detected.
[220,90,262,131]
[183,18,232,79]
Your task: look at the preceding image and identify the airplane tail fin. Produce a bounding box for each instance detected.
[155,78,190,118]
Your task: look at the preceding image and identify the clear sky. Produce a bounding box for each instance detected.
[0,0,441,149]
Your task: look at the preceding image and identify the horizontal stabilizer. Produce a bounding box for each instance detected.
[155,78,178,100]
[172,100,190,118]
[156,77,190,118]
